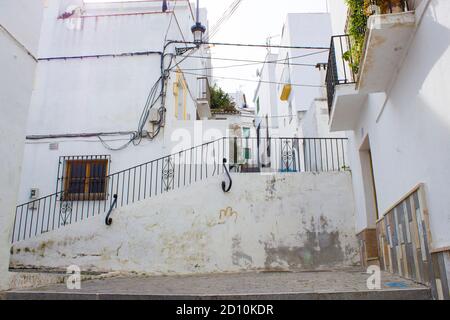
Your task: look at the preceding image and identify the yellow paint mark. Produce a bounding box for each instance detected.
[174,70,188,120]
[145,224,159,231]
[219,207,238,224]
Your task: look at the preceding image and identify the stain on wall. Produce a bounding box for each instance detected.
[232,235,253,267]
[264,215,347,270]
[10,173,359,275]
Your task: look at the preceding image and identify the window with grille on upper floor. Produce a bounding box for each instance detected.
[60,157,110,201]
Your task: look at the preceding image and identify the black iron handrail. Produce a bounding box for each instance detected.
[11,137,349,243]
[12,138,225,243]
[221,158,232,193]
[105,194,118,226]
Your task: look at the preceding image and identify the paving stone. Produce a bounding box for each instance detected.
[4,268,431,300]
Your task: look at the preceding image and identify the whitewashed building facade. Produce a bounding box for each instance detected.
[274,13,332,137]
[254,13,343,138]
[253,13,346,173]
[326,0,450,299]
[16,0,225,207]
[2,1,357,281]
[0,0,46,291]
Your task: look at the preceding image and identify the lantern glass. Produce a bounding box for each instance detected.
[195,31,202,43]
[191,23,206,45]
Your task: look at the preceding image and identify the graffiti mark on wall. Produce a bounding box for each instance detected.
[219,207,238,224]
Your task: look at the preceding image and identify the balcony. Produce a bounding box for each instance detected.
[196,76,212,119]
[357,10,415,93]
[326,0,420,131]
[326,35,367,132]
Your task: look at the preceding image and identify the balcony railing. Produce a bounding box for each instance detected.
[325,35,357,115]
[327,1,419,116]
[12,137,348,243]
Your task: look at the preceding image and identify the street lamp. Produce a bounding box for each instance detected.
[191,0,206,46]
[191,22,206,46]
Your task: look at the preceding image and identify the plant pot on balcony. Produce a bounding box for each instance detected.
[365,0,404,15]
[378,0,404,14]
[390,0,404,13]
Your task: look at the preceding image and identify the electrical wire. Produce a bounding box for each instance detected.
[136,76,164,136]
[168,45,327,83]
[168,40,330,50]
[69,3,329,151]
[206,0,244,41]
[98,75,163,151]
[98,134,136,151]
[163,0,177,45]
[26,131,139,140]
[183,50,329,64]
[177,49,329,72]
[168,50,196,72]
[96,1,182,151]
[171,70,325,88]
[180,60,317,71]
[26,138,135,144]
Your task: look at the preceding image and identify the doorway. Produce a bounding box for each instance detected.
[359,135,379,225]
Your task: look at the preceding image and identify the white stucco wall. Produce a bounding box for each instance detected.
[0,1,44,291]
[301,66,347,139]
[302,99,338,138]
[11,172,359,274]
[326,0,348,35]
[0,0,45,55]
[328,0,450,249]
[17,1,214,205]
[274,13,332,137]
[254,53,279,134]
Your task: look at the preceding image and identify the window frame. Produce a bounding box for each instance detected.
[62,158,109,201]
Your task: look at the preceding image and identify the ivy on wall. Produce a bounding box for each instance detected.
[344,0,406,75]
[344,0,369,75]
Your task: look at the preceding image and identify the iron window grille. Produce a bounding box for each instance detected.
[57,155,111,201]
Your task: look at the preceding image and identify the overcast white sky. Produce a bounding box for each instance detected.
[85,0,328,107]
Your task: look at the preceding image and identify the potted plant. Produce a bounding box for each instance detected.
[389,0,405,13]
[368,0,404,14]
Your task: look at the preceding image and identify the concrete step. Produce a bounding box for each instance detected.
[2,269,432,300]
[2,288,432,300]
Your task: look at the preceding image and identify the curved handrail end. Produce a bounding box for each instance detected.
[105,194,118,226]
[222,158,232,193]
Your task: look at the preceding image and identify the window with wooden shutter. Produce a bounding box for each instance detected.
[62,158,109,201]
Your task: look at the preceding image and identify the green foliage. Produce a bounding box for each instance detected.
[210,84,236,112]
[345,0,369,75]
[344,0,406,75]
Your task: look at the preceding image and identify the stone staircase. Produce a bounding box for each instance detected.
[2,269,432,300]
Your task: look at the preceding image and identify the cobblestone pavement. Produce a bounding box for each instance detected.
[4,268,431,300]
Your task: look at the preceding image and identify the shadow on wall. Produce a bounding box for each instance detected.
[264,216,347,270]
[380,3,450,247]
[398,5,450,103]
